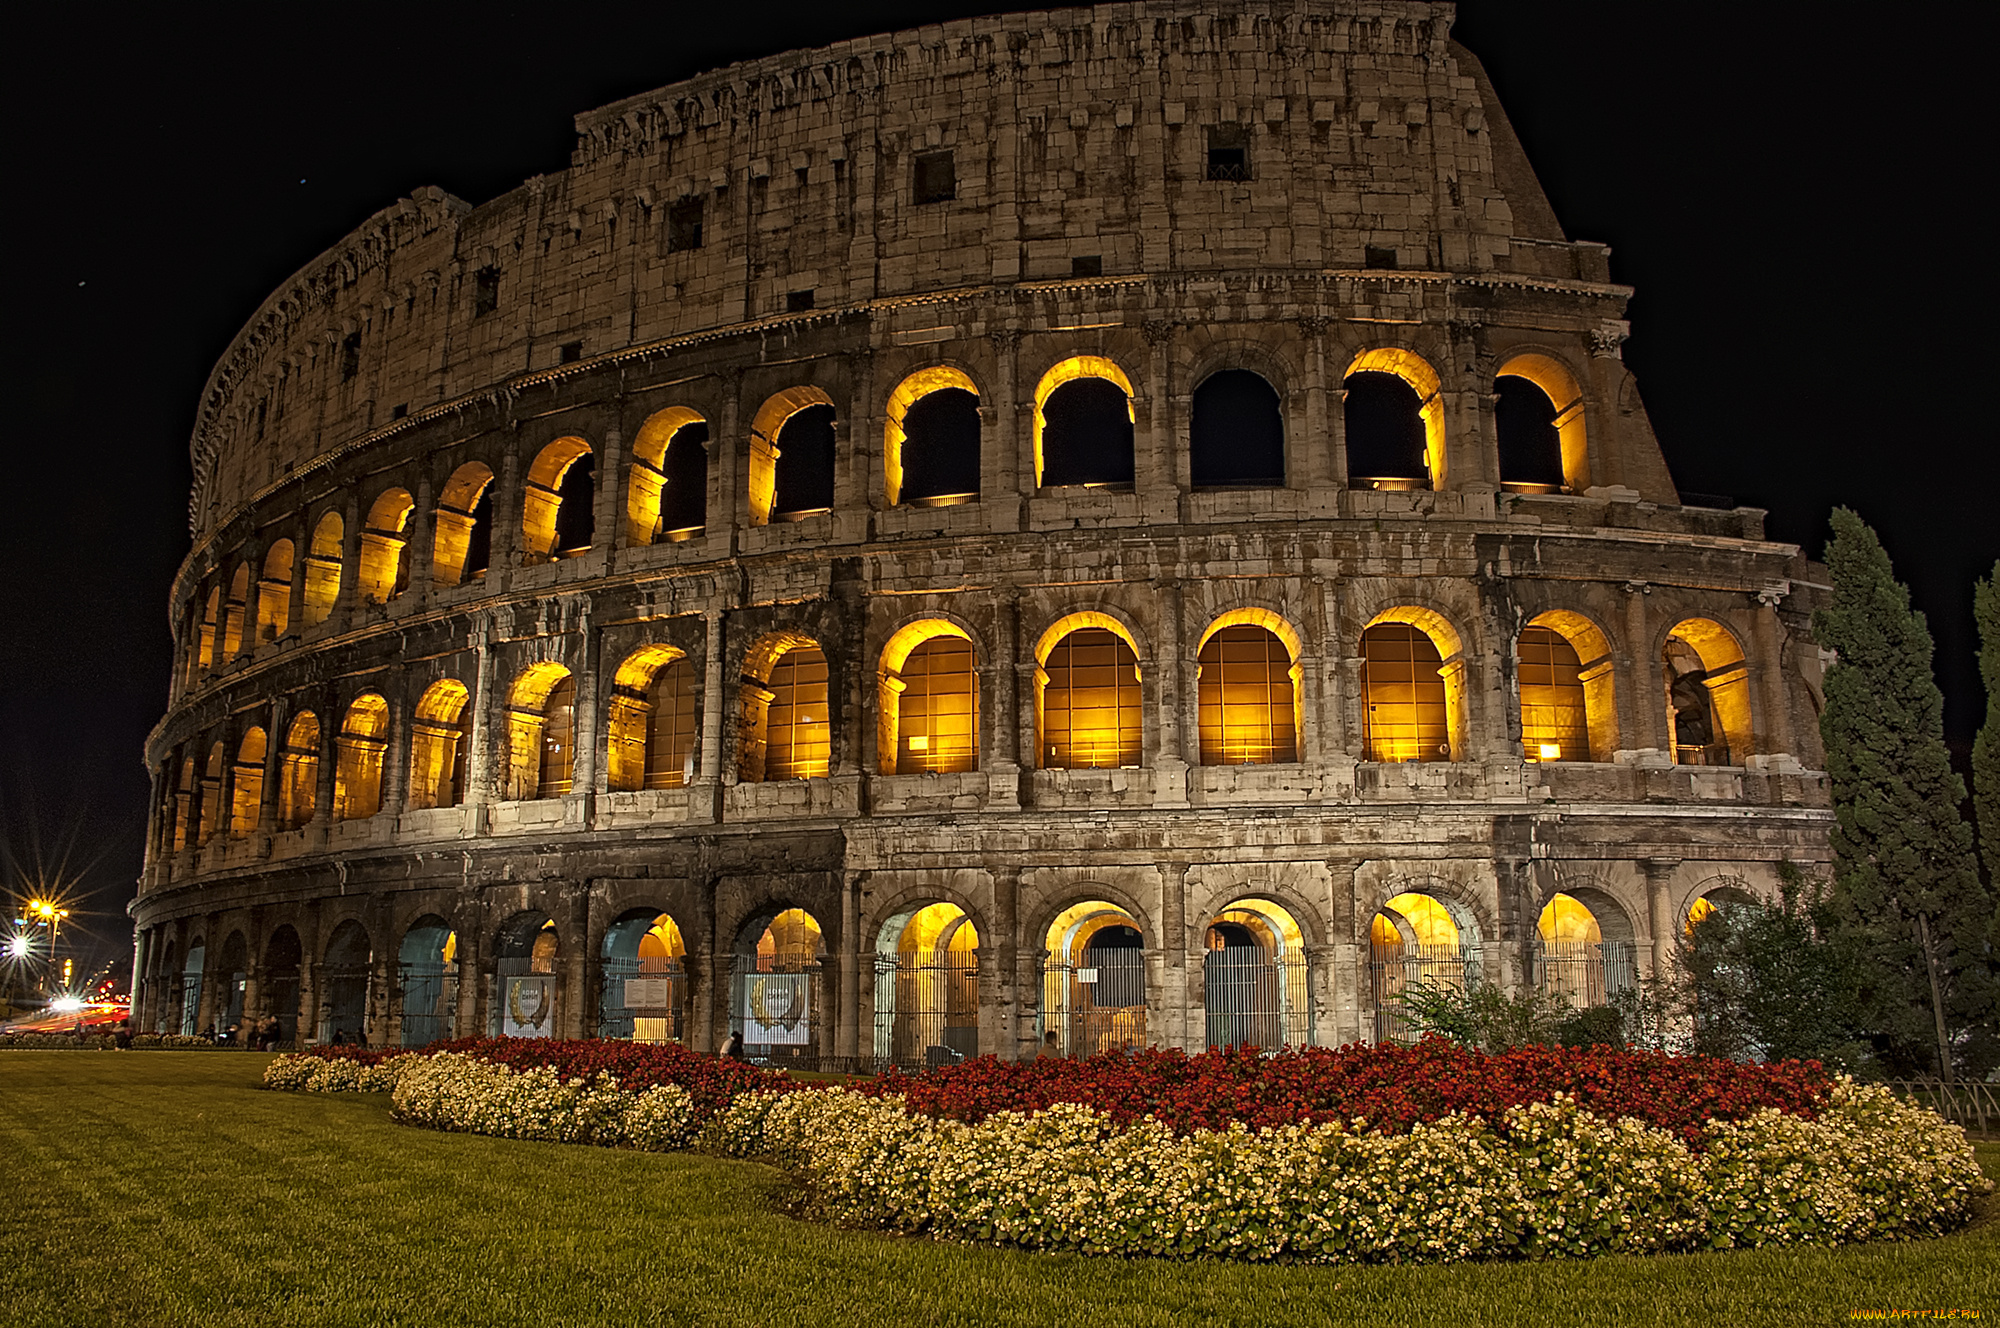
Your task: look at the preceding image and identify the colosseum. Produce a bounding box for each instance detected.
[133,0,1834,1061]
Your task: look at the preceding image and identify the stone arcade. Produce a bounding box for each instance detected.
[133,1,1833,1060]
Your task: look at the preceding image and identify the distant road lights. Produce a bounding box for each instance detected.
[7,934,29,959]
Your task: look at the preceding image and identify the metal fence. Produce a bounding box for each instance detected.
[1370,941,1478,1045]
[319,963,369,1045]
[397,960,458,1048]
[730,961,825,1064]
[1042,949,1149,1055]
[598,956,687,1043]
[1887,1079,1998,1136]
[1203,949,1312,1049]
[1530,940,1637,1008]
[873,951,979,1068]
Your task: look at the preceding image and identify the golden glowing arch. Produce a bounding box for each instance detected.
[432,462,494,586]
[1345,346,1446,488]
[408,679,471,810]
[747,387,836,527]
[607,644,690,793]
[1361,606,1469,763]
[1496,351,1589,491]
[628,407,706,545]
[1521,609,1616,762]
[302,510,343,627]
[877,619,978,775]
[1031,356,1136,487]
[883,367,979,507]
[1033,610,1140,666]
[505,662,575,800]
[1664,617,1752,765]
[358,488,415,604]
[1196,607,1303,661]
[522,437,593,560]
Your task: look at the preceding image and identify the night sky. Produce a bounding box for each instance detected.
[6,3,1995,970]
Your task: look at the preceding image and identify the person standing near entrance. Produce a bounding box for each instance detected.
[722,1029,745,1060]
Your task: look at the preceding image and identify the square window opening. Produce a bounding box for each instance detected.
[667,197,704,252]
[1365,246,1399,270]
[474,267,500,318]
[914,150,957,204]
[1205,125,1250,182]
[559,341,583,363]
[785,289,816,313]
[1071,255,1103,278]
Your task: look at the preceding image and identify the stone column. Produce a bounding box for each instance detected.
[838,870,862,1062]
[693,607,727,819]
[1753,594,1795,760]
[407,475,436,610]
[1159,860,1189,1050]
[1619,582,1658,757]
[562,887,590,1040]
[1154,578,1189,807]
[595,423,624,573]
[463,620,498,823]
[258,698,288,835]
[570,600,601,808]
[987,329,1021,504]
[310,690,339,846]
[1297,317,1332,489]
[1643,858,1680,980]
[991,864,1021,1059]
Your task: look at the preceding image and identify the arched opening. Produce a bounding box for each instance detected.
[1041,901,1147,1055]
[256,540,294,645]
[1369,889,1480,1044]
[1036,615,1142,770]
[153,941,178,1034]
[1520,611,1616,762]
[1496,354,1587,492]
[739,637,830,783]
[505,664,575,800]
[1664,619,1751,766]
[197,742,225,845]
[884,368,981,507]
[1360,611,1465,762]
[222,564,250,659]
[333,693,389,820]
[732,908,824,1062]
[599,910,686,1042]
[872,902,980,1067]
[163,753,189,855]
[878,622,979,775]
[396,918,457,1048]
[1532,890,1637,1008]
[1686,882,1760,932]
[746,388,836,526]
[1196,613,1302,765]
[229,727,266,838]
[302,511,343,627]
[216,932,248,1037]
[278,712,319,830]
[407,680,471,810]
[606,646,697,792]
[196,586,220,676]
[319,920,371,1046]
[1035,357,1136,489]
[1190,369,1285,488]
[491,913,558,1038]
[1202,897,1311,1050]
[357,488,416,604]
[178,940,206,1037]
[1344,348,1443,490]
[432,462,495,586]
[628,408,709,545]
[263,925,302,1045]
[521,437,594,561]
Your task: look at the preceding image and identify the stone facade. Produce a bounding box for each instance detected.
[134,1,1833,1059]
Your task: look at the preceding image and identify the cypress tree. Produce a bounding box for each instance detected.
[1974,564,2000,887]
[1813,509,1994,1077]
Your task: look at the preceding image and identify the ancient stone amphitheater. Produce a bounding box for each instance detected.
[134,0,1833,1062]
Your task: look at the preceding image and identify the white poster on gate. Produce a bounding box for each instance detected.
[742,973,810,1045]
[502,975,555,1037]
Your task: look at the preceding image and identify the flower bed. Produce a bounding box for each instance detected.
[1,1032,227,1051]
[262,1038,1990,1262]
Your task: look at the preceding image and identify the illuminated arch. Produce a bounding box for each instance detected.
[229,727,266,839]
[747,387,836,526]
[1360,606,1468,762]
[606,644,695,792]
[432,462,495,586]
[1664,618,1751,766]
[1031,355,1136,488]
[628,407,709,546]
[737,631,830,783]
[599,909,688,1042]
[256,540,293,645]
[1344,346,1445,489]
[222,564,250,659]
[1496,351,1589,492]
[397,916,457,1048]
[278,711,319,829]
[1202,896,1311,1049]
[197,740,225,845]
[302,511,343,627]
[1196,610,1304,766]
[1686,878,1761,931]
[884,367,981,507]
[872,901,981,1064]
[333,693,389,820]
[506,663,576,800]
[407,679,471,810]
[490,912,559,1039]
[1042,899,1147,1055]
[521,437,595,561]
[1035,613,1143,771]
[189,585,219,684]
[1369,888,1477,1043]
[1520,610,1617,762]
[731,906,826,1059]
[878,619,979,775]
[357,488,416,605]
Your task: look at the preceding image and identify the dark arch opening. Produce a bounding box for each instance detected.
[1083,922,1144,1008]
[901,388,982,505]
[320,920,371,1046]
[1042,379,1134,488]
[772,404,837,518]
[1190,370,1285,487]
[1344,371,1429,485]
[553,453,596,552]
[464,482,493,578]
[1495,376,1565,488]
[660,423,709,537]
[264,925,302,1045]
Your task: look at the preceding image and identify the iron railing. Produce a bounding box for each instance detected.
[1886,1079,1998,1136]
[1042,949,1149,1055]
[1370,941,1478,1045]
[1530,940,1637,1009]
[872,952,979,1068]
[597,957,686,1044]
[1203,949,1312,1049]
[397,960,458,1048]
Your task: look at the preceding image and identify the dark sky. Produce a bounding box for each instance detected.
[5,3,1995,967]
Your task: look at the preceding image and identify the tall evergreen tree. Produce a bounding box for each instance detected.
[1814,509,1995,1076]
[1974,564,2000,887]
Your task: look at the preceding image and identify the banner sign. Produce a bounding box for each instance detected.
[743,973,811,1045]
[622,977,675,1011]
[502,975,555,1037]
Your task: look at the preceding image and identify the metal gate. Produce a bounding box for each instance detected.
[177,973,203,1037]
[1370,941,1476,1044]
[264,973,301,1044]
[599,956,686,1043]
[732,960,824,1064]
[318,963,369,1045]
[1041,948,1148,1055]
[1204,949,1311,1050]
[397,960,458,1047]
[874,951,979,1067]
[1531,940,1637,1008]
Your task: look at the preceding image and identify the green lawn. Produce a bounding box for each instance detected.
[2,1053,1993,1328]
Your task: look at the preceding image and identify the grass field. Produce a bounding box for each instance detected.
[3,1052,1993,1328]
